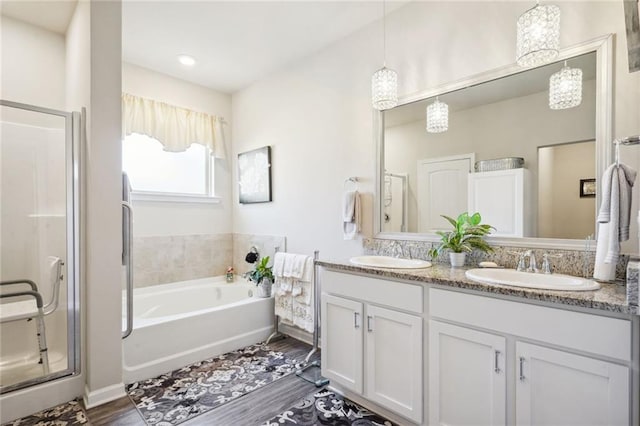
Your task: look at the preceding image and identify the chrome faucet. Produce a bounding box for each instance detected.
[517,250,539,273]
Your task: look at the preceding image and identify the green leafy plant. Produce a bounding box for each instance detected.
[428,212,494,257]
[244,256,274,285]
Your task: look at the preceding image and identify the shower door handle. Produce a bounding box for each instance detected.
[122,202,134,339]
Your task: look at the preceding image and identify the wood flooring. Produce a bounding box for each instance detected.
[85,337,320,426]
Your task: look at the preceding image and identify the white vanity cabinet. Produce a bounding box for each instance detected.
[429,288,632,426]
[429,321,506,426]
[321,270,423,424]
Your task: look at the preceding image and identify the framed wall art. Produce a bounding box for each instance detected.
[238,146,272,204]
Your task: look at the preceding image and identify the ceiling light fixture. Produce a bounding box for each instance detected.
[516,1,561,67]
[177,54,196,66]
[426,97,449,133]
[549,61,582,110]
[371,0,398,111]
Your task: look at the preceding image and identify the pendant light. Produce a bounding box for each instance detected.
[426,97,448,133]
[372,0,398,111]
[516,1,561,67]
[549,61,582,110]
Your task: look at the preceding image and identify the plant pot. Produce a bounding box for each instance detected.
[256,278,273,298]
[449,252,466,268]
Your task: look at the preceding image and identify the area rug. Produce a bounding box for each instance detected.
[127,343,299,425]
[2,399,88,426]
[261,389,396,426]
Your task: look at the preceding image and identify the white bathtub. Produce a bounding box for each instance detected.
[122,276,274,384]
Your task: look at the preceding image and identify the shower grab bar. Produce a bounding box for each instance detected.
[122,201,134,339]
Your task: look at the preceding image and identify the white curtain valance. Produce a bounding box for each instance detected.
[122,93,226,158]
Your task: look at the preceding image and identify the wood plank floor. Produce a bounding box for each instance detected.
[85,337,320,426]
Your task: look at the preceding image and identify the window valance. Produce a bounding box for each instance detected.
[122,93,226,158]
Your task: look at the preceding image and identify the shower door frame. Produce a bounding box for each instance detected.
[0,99,82,394]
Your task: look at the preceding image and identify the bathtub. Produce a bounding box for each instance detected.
[122,276,274,384]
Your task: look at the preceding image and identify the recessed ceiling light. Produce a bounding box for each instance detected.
[177,55,196,66]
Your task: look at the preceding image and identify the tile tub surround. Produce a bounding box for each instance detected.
[232,233,286,275]
[133,234,233,287]
[317,260,636,315]
[363,238,629,281]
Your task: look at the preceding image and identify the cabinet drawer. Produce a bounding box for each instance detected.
[321,269,423,314]
[429,288,631,361]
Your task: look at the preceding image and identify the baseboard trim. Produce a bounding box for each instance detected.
[83,383,126,409]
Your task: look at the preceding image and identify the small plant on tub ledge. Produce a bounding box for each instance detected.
[244,256,274,298]
[428,212,494,268]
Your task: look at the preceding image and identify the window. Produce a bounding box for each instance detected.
[122,133,215,200]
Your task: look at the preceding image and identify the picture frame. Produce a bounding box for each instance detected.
[238,146,272,204]
[624,0,640,72]
[579,178,596,198]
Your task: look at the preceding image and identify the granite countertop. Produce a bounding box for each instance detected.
[316,260,637,316]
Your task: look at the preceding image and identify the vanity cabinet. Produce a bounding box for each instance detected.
[429,321,506,426]
[321,271,423,424]
[429,288,632,426]
[515,342,629,426]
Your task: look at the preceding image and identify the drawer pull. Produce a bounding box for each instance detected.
[519,356,525,381]
[354,312,360,329]
[494,350,501,373]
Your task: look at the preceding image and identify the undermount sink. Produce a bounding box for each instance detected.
[349,256,432,269]
[465,268,600,291]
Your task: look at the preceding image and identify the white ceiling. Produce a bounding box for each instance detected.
[1,0,77,34]
[122,1,407,94]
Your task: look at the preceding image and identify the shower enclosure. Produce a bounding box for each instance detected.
[0,100,81,394]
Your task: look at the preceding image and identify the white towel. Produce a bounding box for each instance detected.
[343,190,361,240]
[273,253,315,333]
[273,252,286,277]
[596,163,637,266]
[594,223,616,281]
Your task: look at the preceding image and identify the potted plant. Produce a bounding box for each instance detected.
[244,256,274,297]
[428,212,494,267]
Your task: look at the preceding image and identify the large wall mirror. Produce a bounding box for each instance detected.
[375,35,613,248]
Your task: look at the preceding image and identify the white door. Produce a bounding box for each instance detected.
[516,342,629,426]
[365,304,423,424]
[429,321,506,426]
[417,154,474,232]
[321,294,363,393]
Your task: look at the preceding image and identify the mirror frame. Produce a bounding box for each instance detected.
[374,34,613,250]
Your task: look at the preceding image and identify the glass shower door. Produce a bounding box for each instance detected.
[0,100,80,393]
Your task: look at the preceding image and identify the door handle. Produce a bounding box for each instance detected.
[367,315,373,332]
[494,350,501,373]
[354,312,360,328]
[519,356,525,381]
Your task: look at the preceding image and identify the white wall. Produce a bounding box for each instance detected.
[122,62,233,237]
[0,16,66,109]
[232,1,640,257]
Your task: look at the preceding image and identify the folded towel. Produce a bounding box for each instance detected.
[287,254,308,279]
[273,252,286,277]
[596,163,637,264]
[300,256,314,283]
[343,191,361,240]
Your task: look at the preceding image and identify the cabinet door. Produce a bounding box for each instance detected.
[429,321,506,426]
[516,342,629,426]
[365,304,423,424]
[321,294,363,393]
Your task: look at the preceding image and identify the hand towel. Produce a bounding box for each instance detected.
[273,252,286,277]
[594,222,616,281]
[596,163,637,266]
[343,190,361,240]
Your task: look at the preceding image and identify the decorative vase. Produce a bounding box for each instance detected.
[256,278,273,298]
[449,252,466,268]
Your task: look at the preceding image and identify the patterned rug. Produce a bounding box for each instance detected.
[127,343,299,425]
[261,389,396,426]
[2,399,88,426]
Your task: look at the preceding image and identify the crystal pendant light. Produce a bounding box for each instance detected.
[516,1,561,67]
[426,97,448,133]
[549,61,582,110]
[372,0,398,110]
